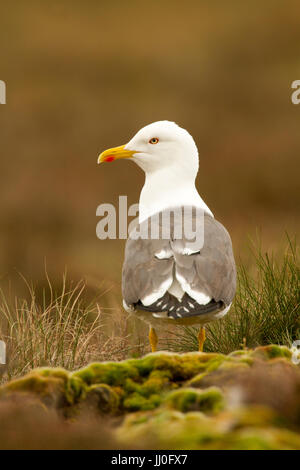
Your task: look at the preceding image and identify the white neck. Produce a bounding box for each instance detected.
[138,167,213,222]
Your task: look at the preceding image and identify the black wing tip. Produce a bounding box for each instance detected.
[168,300,224,319]
[134,294,224,319]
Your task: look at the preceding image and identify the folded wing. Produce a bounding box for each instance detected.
[122,209,236,320]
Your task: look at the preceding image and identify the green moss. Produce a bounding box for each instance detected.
[0,368,68,397]
[123,392,161,411]
[165,387,224,413]
[173,353,225,379]
[217,360,250,371]
[85,384,120,413]
[73,361,140,386]
[69,378,86,401]
[132,352,184,378]
[140,370,172,395]
[123,370,170,397]
[38,368,69,380]
[1,345,300,449]
[1,344,299,449]
[229,405,278,428]
[0,368,71,409]
[123,377,140,394]
[70,351,232,399]
[228,350,249,357]
[251,345,292,360]
[130,352,225,381]
[117,406,300,450]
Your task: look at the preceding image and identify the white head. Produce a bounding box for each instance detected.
[98,120,213,220]
[98,120,199,182]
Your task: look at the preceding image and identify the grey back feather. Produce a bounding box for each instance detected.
[122,209,236,309]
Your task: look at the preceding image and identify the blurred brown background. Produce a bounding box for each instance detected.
[0,0,299,299]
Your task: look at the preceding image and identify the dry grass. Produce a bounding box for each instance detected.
[0,272,146,383]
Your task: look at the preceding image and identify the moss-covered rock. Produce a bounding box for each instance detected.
[0,345,299,449]
[0,368,70,408]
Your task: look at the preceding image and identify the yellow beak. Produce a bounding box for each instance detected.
[98,144,138,164]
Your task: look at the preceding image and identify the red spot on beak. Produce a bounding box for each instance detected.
[105,156,115,162]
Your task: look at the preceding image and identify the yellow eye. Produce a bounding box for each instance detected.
[149,137,159,144]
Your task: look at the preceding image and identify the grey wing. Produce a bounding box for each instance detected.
[171,214,236,307]
[122,234,174,308]
[122,212,236,318]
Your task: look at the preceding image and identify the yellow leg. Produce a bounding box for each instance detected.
[198,326,206,352]
[149,327,158,352]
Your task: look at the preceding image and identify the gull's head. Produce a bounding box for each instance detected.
[98,121,199,179]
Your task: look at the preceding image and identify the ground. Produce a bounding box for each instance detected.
[0,344,299,450]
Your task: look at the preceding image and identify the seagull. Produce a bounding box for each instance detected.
[98,121,236,352]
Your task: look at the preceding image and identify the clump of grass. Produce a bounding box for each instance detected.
[0,273,132,382]
[165,238,299,354]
